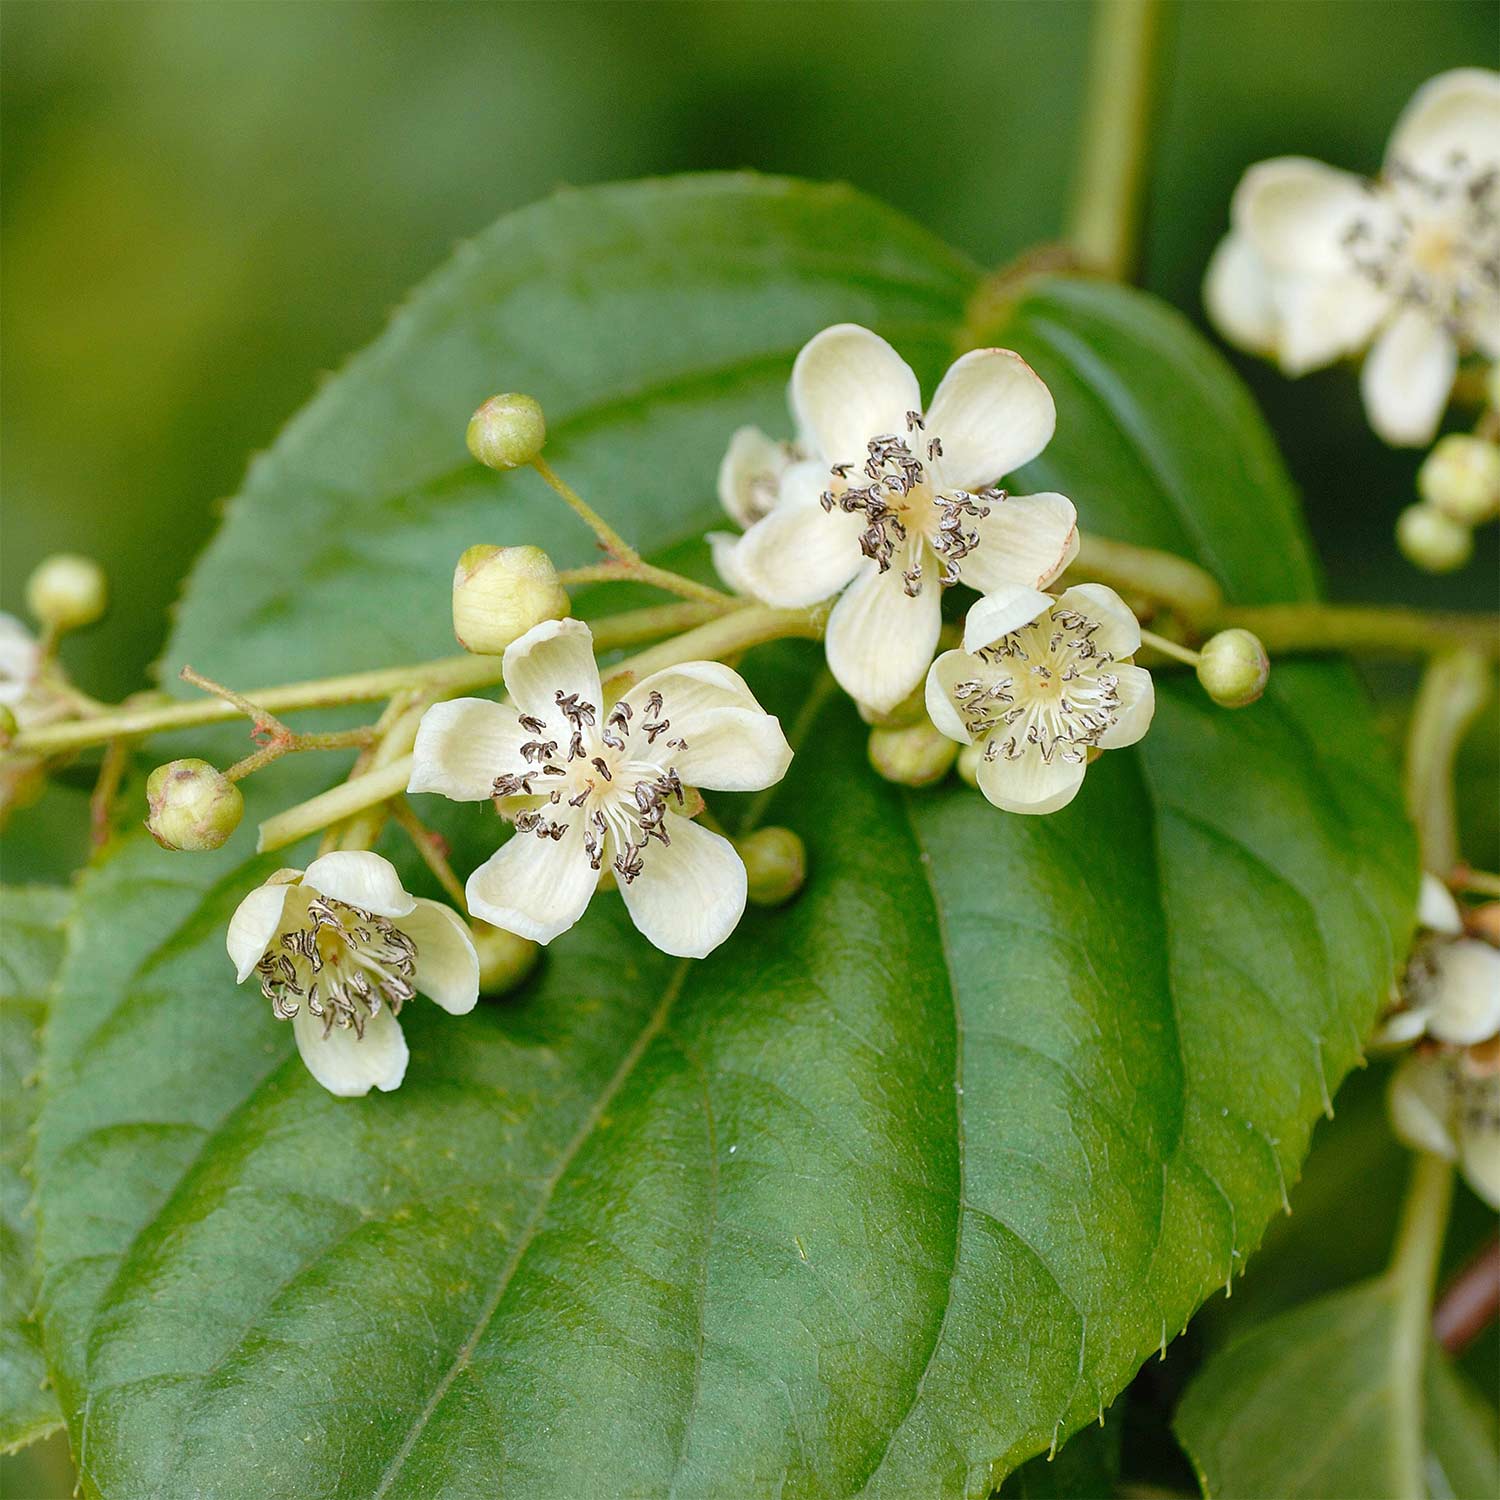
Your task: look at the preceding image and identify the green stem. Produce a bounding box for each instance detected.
[1212,603,1500,659]
[558,559,737,610]
[1404,650,1493,874]
[1066,0,1163,279]
[1069,533,1222,624]
[1138,628,1200,667]
[532,456,639,562]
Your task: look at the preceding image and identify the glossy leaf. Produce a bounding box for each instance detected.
[31,176,1416,1498]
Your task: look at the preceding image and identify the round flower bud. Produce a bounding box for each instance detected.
[452,544,571,656]
[471,921,541,996]
[1196,628,1270,709]
[466,393,546,470]
[145,758,243,851]
[739,826,806,907]
[24,553,107,632]
[1397,504,1473,573]
[868,720,959,788]
[1417,435,1500,526]
[956,742,982,789]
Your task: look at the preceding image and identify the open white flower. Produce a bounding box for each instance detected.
[226,852,479,1098]
[728,324,1078,713]
[925,583,1154,815]
[707,425,808,596]
[1389,1051,1500,1209]
[1207,68,1500,446]
[408,617,792,959]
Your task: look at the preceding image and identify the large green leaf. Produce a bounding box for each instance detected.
[31,176,1415,1498]
[1,886,68,1453]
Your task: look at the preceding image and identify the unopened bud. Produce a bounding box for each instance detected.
[1196,628,1269,709]
[452,544,570,655]
[467,393,546,470]
[145,759,243,851]
[1417,435,1500,526]
[25,553,107,632]
[858,681,928,728]
[868,720,959,787]
[1397,504,1472,573]
[739,826,806,907]
[956,742,982,788]
[471,920,540,995]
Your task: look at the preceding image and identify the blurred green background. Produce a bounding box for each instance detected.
[2,1,1496,1493]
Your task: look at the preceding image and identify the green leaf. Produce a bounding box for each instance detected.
[1,886,69,1453]
[31,176,1416,1498]
[1175,1283,1500,1499]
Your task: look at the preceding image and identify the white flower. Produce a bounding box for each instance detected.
[925,583,1154,815]
[1389,1051,1500,1209]
[226,852,479,1098]
[707,425,808,596]
[407,617,793,959]
[727,324,1079,713]
[0,612,41,715]
[1207,68,1500,446]
[1377,875,1500,1046]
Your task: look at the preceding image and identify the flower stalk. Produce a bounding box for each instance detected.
[1404,650,1493,874]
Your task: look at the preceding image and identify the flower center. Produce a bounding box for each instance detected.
[820,415,1004,596]
[255,895,416,1036]
[1344,154,1500,338]
[957,604,1122,766]
[493,688,689,884]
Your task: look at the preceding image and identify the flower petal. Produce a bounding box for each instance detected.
[302,851,417,919]
[502,617,602,724]
[925,649,985,744]
[1386,68,1500,178]
[465,820,596,945]
[790,323,922,467]
[1361,308,1457,447]
[227,881,293,982]
[926,347,1056,488]
[1098,663,1156,750]
[1055,582,1142,658]
[824,556,943,714]
[407,696,528,801]
[1419,872,1464,935]
[1273,272,1389,375]
[624,659,761,720]
[1459,1076,1500,1211]
[292,1004,409,1098]
[1235,157,1379,275]
[1388,1053,1458,1160]
[717,425,790,529]
[1424,938,1500,1046]
[1204,232,1281,355]
[729,465,866,609]
[961,585,1050,653]
[958,491,1079,594]
[975,744,1087,815]
[707,530,756,597]
[400,898,481,1015]
[616,814,746,959]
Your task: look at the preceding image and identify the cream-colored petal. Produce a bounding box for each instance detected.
[1235,157,1379,275]
[292,1004,409,1098]
[1204,232,1281,355]
[1386,68,1500,178]
[302,851,417,919]
[465,820,596,946]
[957,492,1079,594]
[925,347,1056,489]
[1458,1075,1500,1211]
[790,323,922,467]
[1055,582,1142,658]
[717,425,791,529]
[654,707,792,792]
[624,660,760,722]
[1098,663,1156,750]
[226,881,294,982]
[730,470,866,609]
[502,617,603,724]
[400,898,481,1015]
[707,531,756,598]
[975,744,1087,816]
[0,613,39,701]
[1419,872,1464,935]
[1361,309,1458,447]
[616,814,746,959]
[961,585,1050,653]
[925,650,985,745]
[407,696,528,801]
[1388,1052,1459,1159]
[1425,938,1500,1046]
[824,555,943,714]
[1273,272,1390,375]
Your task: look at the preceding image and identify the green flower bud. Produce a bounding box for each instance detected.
[1196,628,1270,709]
[452,544,571,655]
[739,826,806,907]
[1417,435,1500,526]
[1396,503,1472,574]
[868,720,959,787]
[858,680,928,728]
[471,921,541,995]
[956,741,982,788]
[466,393,546,470]
[25,553,108,632]
[145,758,243,851]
